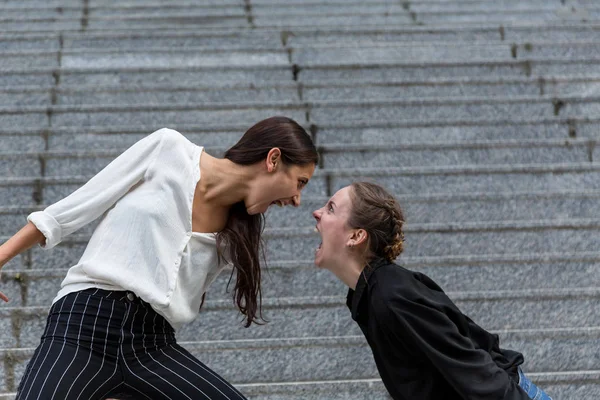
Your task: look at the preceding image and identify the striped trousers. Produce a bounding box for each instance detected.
[16,288,247,400]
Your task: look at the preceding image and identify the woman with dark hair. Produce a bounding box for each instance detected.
[312,181,552,400]
[0,116,318,400]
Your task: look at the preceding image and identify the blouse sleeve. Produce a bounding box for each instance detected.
[27,128,171,249]
[372,293,531,400]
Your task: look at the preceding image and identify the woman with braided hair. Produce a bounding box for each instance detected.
[312,181,552,400]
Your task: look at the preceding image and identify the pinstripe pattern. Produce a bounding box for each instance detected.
[15,289,247,400]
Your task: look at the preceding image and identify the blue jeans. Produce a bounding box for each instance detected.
[518,368,553,400]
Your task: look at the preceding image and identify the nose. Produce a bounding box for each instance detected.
[313,208,322,221]
[291,193,301,207]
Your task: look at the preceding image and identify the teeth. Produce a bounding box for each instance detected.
[314,227,318,233]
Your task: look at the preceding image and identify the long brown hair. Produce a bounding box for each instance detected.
[219,116,318,327]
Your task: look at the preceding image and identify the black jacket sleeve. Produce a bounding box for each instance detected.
[370,291,531,400]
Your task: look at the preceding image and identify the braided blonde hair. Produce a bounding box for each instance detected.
[348,182,405,263]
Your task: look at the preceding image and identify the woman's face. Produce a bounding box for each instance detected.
[312,186,355,268]
[246,161,316,215]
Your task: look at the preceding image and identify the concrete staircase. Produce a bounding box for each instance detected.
[1,0,600,398]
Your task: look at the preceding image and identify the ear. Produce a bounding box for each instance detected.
[266,148,281,172]
[347,229,368,248]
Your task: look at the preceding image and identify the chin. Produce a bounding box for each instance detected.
[245,204,266,215]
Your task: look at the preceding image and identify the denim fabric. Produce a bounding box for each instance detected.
[518,368,553,400]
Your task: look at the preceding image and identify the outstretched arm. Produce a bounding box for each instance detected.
[0,222,45,302]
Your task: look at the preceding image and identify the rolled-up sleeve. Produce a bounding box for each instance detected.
[28,128,170,249]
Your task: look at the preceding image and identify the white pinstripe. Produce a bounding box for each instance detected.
[33,293,80,400]
[17,295,67,397]
[18,290,247,400]
[120,304,175,399]
[158,346,233,399]
[52,292,93,398]
[83,298,120,400]
[68,293,101,399]
[139,306,211,399]
[169,344,247,400]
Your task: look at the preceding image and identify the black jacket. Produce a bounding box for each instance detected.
[347,258,530,400]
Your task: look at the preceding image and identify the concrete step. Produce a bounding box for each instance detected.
[2,55,596,89]
[54,65,293,86]
[62,31,283,51]
[262,219,600,260]
[251,11,586,29]
[3,288,600,347]
[5,75,600,108]
[285,24,600,46]
[86,15,249,31]
[1,328,599,392]
[0,9,80,19]
[307,95,600,124]
[0,53,58,69]
[292,42,600,66]
[318,139,593,168]
[88,6,245,19]
[302,76,600,101]
[2,116,596,152]
[3,251,600,306]
[299,57,600,82]
[1,161,599,206]
[2,373,600,400]
[3,94,600,128]
[59,49,289,69]
[3,23,600,52]
[0,138,594,177]
[0,84,300,107]
[3,188,600,234]
[1,216,599,268]
[0,102,308,130]
[234,371,600,400]
[314,117,600,144]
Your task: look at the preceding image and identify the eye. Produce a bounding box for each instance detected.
[327,203,334,213]
[298,179,308,189]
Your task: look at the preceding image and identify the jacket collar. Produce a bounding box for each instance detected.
[350,257,389,321]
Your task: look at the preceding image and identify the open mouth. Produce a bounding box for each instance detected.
[315,227,323,253]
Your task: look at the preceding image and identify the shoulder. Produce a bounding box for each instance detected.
[151,127,189,145]
[368,263,446,320]
[149,128,199,157]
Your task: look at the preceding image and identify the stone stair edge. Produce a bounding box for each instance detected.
[0,17,598,34]
[3,286,600,315]
[1,218,599,243]
[2,161,600,184]
[2,93,600,113]
[4,250,600,273]
[7,38,600,55]
[4,189,600,209]
[4,73,600,93]
[2,21,600,39]
[1,54,598,76]
[0,137,594,158]
[4,326,600,354]
[0,115,597,136]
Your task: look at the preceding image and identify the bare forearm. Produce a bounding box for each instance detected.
[0,222,45,266]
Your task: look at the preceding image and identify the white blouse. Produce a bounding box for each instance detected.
[28,128,228,331]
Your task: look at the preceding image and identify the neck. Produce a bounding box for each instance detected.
[328,257,365,290]
[198,152,259,207]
